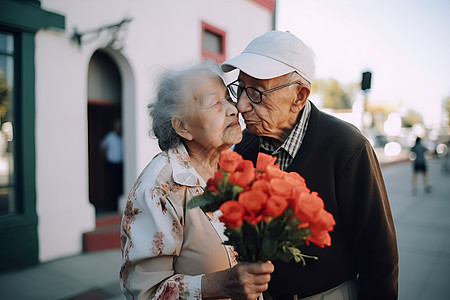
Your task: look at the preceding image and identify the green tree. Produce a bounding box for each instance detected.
[0,69,8,119]
[311,78,357,109]
[444,96,450,126]
[402,109,423,127]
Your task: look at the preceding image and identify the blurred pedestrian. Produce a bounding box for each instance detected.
[442,140,450,174]
[100,119,123,211]
[410,137,431,194]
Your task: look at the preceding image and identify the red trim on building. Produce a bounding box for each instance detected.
[87,99,120,106]
[251,0,276,11]
[201,21,226,63]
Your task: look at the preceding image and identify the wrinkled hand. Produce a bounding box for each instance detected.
[225,261,274,300]
[202,261,274,300]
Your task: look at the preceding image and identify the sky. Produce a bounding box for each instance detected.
[276,0,450,128]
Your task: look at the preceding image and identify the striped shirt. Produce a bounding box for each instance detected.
[260,100,311,171]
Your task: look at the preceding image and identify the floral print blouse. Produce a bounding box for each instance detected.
[120,143,237,299]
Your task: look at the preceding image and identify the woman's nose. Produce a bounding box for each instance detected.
[225,100,238,116]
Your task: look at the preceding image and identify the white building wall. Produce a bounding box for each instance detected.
[36,0,273,262]
[35,27,96,261]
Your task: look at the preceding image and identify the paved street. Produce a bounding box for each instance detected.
[0,157,449,299]
[383,159,450,300]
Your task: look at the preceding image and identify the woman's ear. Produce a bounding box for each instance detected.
[172,116,193,141]
[291,86,311,113]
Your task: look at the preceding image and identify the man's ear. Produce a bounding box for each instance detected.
[291,86,311,113]
[172,116,193,141]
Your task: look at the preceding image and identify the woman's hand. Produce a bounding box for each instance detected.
[202,261,274,300]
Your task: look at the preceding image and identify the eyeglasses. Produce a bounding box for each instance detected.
[227,80,302,104]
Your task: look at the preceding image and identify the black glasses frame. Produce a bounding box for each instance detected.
[227,80,302,104]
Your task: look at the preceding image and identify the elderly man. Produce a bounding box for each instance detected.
[222,31,398,300]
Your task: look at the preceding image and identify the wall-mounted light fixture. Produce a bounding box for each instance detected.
[71,18,132,50]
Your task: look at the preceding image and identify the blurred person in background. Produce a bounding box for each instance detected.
[100,119,123,211]
[440,140,450,174]
[120,63,273,299]
[222,31,398,300]
[410,137,432,194]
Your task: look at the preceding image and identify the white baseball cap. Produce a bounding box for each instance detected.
[222,31,316,83]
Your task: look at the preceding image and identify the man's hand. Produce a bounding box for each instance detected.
[202,261,274,300]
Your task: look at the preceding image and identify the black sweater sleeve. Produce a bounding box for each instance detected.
[336,140,399,299]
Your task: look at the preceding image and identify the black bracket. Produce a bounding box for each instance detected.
[71,18,132,49]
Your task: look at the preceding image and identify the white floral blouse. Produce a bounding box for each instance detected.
[120,143,237,299]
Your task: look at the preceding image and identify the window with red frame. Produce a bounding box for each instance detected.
[201,22,226,63]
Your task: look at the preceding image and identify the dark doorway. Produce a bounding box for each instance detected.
[88,102,121,214]
[87,50,122,215]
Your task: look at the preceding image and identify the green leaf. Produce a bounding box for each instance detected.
[261,237,277,260]
[231,185,244,200]
[280,245,318,265]
[186,194,214,209]
[287,247,304,262]
[186,188,229,212]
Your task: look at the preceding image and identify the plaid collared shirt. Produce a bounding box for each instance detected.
[260,100,311,171]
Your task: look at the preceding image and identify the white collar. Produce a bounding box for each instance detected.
[168,143,206,188]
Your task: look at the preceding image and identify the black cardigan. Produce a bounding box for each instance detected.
[234,102,399,299]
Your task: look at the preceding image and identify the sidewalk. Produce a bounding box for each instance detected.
[0,249,123,300]
[383,158,450,300]
[375,147,409,167]
[0,150,446,300]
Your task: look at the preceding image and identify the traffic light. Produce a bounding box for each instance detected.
[361,71,372,91]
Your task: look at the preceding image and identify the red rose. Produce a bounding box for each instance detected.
[219,201,244,228]
[228,160,256,187]
[263,195,289,218]
[245,214,265,225]
[263,164,285,181]
[207,178,218,193]
[303,202,335,248]
[309,210,335,233]
[238,189,268,224]
[291,182,310,199]
[283,171,306,185]
[269,177,294,198]
[306,231,332,248]
[293,191,324,223]
[219,151,243,173]
[287,173,309,199]
[251,179,271,195]
[238,189,268,216]
[256,152,277,172]
[214,170,224,181]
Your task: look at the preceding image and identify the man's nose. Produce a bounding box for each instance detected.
[236,92,252,113]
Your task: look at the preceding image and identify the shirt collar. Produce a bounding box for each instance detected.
[260,100,311,158]
[168,143,206,188]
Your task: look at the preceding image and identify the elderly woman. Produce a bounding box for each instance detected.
[120,63,274,300]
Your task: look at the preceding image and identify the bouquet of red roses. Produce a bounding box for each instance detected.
[187,150,335,264]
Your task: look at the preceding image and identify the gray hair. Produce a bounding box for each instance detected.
[290,71,311,89]
[148,61,223,151]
